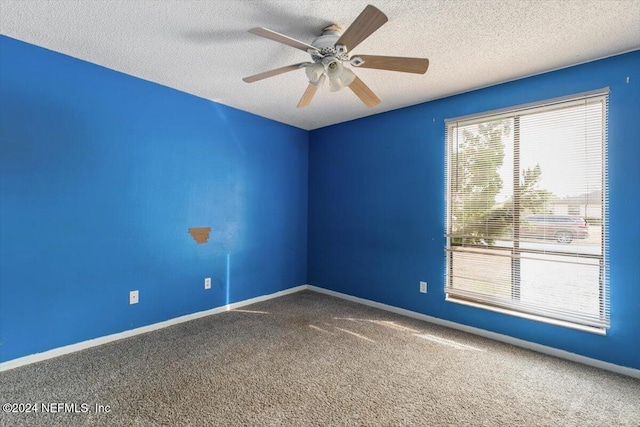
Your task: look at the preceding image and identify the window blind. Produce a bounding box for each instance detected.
[444,89,609,329]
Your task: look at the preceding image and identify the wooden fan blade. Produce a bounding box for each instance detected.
[354,55,429,74]
[249,27,318,52]
[297,84,318,108]
[348,76,381,108]
[335,5,388,52]
[243,63,306,83]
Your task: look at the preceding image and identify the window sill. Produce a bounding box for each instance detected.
[445,296,607,335]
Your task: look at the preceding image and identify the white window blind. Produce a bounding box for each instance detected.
[445,89,609,330]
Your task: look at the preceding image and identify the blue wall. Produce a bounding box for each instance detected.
[308,51,640,370]
[2,34,638,371]
[0,36,308,363]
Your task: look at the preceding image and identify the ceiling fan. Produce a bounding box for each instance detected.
[242,4,429,109]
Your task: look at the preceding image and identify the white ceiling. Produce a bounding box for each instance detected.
[1,1,639,130]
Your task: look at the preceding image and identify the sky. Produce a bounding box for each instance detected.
[486,102,604,203]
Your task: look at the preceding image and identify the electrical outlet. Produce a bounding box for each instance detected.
[129,290,139,304]
[204,277,211,290]
[420,281,427,293]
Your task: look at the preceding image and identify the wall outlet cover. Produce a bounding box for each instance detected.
[204,277,212,289]
[420,281,427,293]
[129,290,139,304]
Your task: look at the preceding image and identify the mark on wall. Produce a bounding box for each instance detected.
[188,227,211,244]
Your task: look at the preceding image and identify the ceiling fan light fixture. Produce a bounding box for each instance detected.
[328,63,356,92]
[311,74,327,89]
[305,63,325,83]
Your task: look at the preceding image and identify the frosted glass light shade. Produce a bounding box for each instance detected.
[328,63,356,92]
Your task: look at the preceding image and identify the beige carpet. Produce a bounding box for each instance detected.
[1,290,639,426]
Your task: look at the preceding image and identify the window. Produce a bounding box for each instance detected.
[445,89,609,331]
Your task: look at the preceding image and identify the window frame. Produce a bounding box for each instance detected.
[444,89,609,333]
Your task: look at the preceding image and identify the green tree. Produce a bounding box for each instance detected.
[518,164,552,213]
[460,164,552,244]
[451,121,552,245]
[451,120,509,244]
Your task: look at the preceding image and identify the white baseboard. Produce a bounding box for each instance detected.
[305,285,640,379]
[3,283,638,379]
[0,285,306,372]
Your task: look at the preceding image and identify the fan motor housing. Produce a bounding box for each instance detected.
[310,26,349,63]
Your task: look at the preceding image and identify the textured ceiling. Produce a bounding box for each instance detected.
[1,0,639,130]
